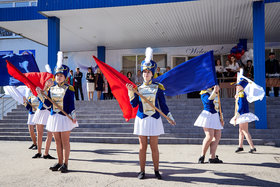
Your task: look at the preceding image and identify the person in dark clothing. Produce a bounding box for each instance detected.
[74,67,84,100]
[265,52,280,97]
[244,60,254,79]
[95,68,104,100]
[127,71,133,82]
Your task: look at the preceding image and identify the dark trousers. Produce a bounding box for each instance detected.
[75,83,84,100]
[266,87,279,97]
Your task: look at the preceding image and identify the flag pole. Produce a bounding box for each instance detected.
[23,97,36,112]
[233,95,238,126]
[217,91,224,126]
[40,91,73,122]
[93,56,174,125]
[132,88,175,125]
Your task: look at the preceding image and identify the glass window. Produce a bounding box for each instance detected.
[0,28,13,37]
[172,56,187,68]
[122,56,136,76]
[136,55,145,73]
[0,3,13,8]
[15,2,30,7]
[153,54,167,68]
[30,1,37,6]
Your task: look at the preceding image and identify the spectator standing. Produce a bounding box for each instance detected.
[224,60,235,82]
[74,67,84,100]
[86,67,95,101]
[135,70,143,86]
[230,56,240,73]
[166,66,171,72]
[265,52,280,97]
[127,71,133,82]
[67,70,75,87]
[153,67,162,78]
[215,59,224,82]
[95,68,104,100]
[244,60,254,79]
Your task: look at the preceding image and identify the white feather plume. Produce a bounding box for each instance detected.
[57,51,63,68]
[239,68,244,76]
[45,64,52,73]
[237,68,244,82]
[144,47,153,63]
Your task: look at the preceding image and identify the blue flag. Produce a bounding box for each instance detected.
[154,51,217,96]
[0,54,40,86]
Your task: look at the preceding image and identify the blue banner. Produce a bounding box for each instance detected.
[154,51,217,96]
[0,53,40,86]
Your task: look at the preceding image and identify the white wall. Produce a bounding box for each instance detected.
[0,38,48,72]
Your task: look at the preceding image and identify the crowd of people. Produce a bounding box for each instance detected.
[215,56,254,83]
[66,67,113,101]
[215,52,279,97]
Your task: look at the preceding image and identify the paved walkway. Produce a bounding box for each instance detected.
[0,141,279,187]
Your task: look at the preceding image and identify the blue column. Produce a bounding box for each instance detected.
[97,46,106,100]
[97,46,106,62]
[253,1,267,129]
[48,17,60,71]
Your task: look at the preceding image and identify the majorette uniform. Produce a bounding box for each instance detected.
[194,89,223,130]
[128,54,174,136]
[230,78,259,125]
[24,92,40,126]
[39,65,78,132]
[32,97,51,125]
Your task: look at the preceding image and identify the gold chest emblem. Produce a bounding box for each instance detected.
[50,85,67,112]
[138,84,158,116]
[30,95,39,112]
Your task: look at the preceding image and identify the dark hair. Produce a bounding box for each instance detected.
[70,70,73,72]
[269,52,275,56]
[215,59,221,65]
[88,67,92,72]
[76,67,80,70]
[127,71,132,77]
[247,60,252,63]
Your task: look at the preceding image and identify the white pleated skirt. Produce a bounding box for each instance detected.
[230,112,259,125]
[27,114,35,125]
[194,110,223,130]
[32,109,50,125]
[134,116,164,136]
[87,82,95,92]
[46,113,79,132]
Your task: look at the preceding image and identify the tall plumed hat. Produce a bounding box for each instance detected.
[141,47,157,75]
[54,51,69,78]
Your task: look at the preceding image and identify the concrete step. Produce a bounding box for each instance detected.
[2,98,279,145]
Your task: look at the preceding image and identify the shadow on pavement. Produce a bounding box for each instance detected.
[70,149,139,155]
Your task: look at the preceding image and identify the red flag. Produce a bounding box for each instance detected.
[6,60,53,96]
[93,56,138,122]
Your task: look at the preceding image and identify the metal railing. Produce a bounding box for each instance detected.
[0,94,19,120]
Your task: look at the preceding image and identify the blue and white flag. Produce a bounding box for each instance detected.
[0,53,39,86]
[154,51,217,96]
[240,75,265,103]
